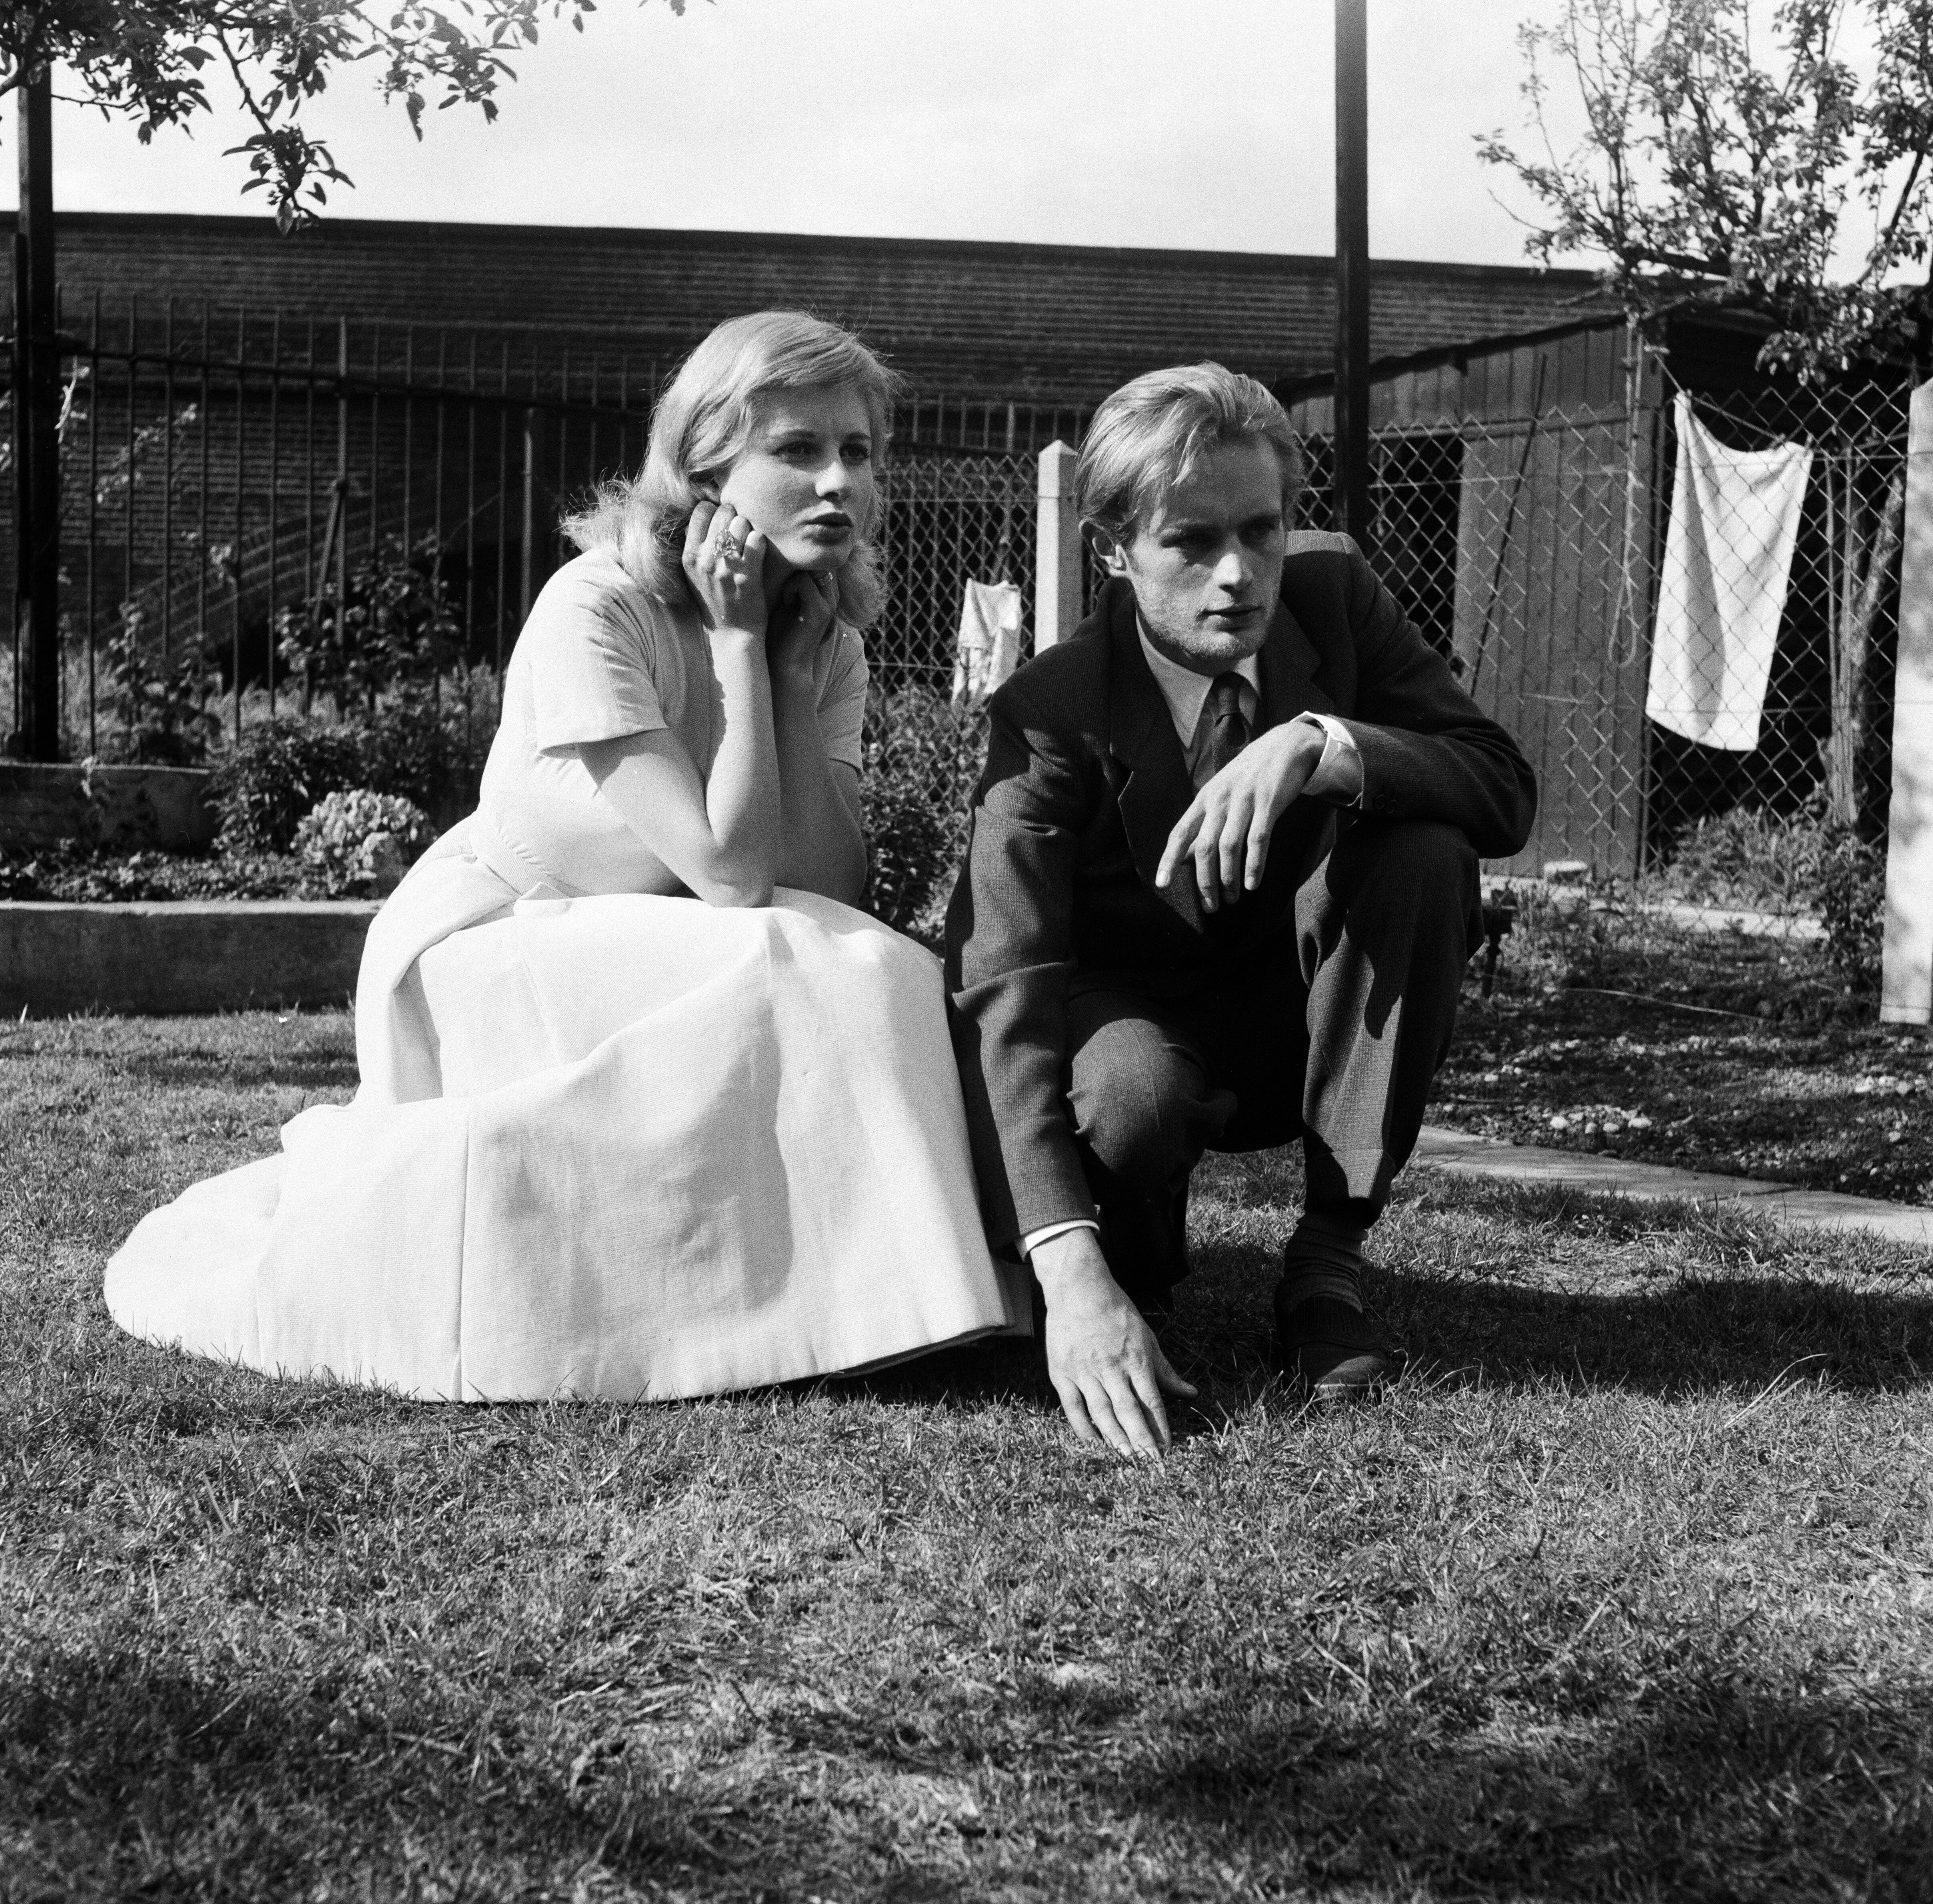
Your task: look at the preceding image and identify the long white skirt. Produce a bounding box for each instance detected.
[104,822,1027,1401]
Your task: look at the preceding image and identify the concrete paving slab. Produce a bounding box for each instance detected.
[1413,1125,1933,1252]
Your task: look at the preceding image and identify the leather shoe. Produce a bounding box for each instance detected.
[1272,1292,1397,1400]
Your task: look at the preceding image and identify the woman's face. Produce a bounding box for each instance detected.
[713,385,877,577]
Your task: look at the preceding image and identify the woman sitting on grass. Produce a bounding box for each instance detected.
[106,311,1025,1400]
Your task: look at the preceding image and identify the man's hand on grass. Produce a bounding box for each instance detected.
[1029,1228,1196,1458]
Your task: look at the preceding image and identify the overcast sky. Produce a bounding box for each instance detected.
[10,0,1591,263]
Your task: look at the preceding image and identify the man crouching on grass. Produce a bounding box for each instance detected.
[943,363,1537,1457]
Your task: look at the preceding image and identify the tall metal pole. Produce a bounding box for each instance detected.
[15,68,61,759]
[1333,0,1371,543]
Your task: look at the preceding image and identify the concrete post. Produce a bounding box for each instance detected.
[1881,378,1933,1024]
[1035,440,1081,652]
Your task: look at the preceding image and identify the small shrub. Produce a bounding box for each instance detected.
[1815,821,1886,994]
[292,788,432,898]
[205,717,366,854]
[859,686,984,933]
[0,851,44,899]
[100,608,223,765]
[276,534,459,716]
[860,779,952,932]
[348,691,487,826]
[1649,803,1828,914]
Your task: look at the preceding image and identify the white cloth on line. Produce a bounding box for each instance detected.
[951,579,1024,707]
[1646,392,1812,752]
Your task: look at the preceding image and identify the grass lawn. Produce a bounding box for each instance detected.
[1435,895,1933,1205]
[4,1010,1932,1902]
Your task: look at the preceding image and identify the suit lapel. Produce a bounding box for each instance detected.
[1256,600,1335,732]
[1105,584,1204,933]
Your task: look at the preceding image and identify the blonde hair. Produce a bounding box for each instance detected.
[560,310,903,628]
[1076,362,1304,544]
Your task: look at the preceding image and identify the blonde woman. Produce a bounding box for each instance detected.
[108,312,1025,1400]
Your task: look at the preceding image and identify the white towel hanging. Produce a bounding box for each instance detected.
[1646,392,1813,753]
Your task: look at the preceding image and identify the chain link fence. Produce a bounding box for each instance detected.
[1288,322,1914,945]
[6,297,1916,952]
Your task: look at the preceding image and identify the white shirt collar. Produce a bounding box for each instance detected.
[1135,623,1263,748]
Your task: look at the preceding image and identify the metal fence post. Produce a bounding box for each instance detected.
[335,316,350,648]
[520,406,536,626]
[14,70,60,759]
[1881,377,1933,1024]
[1035,439,1079,652]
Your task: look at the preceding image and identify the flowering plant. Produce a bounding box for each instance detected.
[293,788,432,897]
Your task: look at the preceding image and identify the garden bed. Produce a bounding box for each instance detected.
[0,842,313,904]
[1438,892,1931,1205]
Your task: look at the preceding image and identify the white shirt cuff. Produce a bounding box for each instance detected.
[1294,712,1363,806]
[1019,1218,1100,1259]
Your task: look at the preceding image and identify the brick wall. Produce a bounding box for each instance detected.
[14,213,1615,404]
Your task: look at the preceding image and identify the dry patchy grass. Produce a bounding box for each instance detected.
[2,1012,1931,1902]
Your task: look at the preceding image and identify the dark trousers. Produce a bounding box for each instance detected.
[1066,818,1482,1307]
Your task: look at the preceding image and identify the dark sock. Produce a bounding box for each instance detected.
[1279,1204,1371,1312]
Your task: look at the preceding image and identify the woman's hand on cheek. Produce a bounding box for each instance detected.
[682,500,770,640]
[767,572,839,682]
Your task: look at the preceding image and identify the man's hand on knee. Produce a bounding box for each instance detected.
[1155,721,1325,912]
[1029,1228,1197,1458]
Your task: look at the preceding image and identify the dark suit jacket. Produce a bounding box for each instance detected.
[942,531,1538,1247]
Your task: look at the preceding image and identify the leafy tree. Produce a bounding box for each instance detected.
[1481,0,1933,374]
[0,0,689,231]
[1484,3,1933,845]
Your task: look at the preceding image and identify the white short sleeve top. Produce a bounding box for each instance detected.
[475,547,869,896]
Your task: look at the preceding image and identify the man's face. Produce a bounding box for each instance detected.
[1096,436,1288,675]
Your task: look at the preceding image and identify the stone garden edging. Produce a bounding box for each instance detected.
[1413,1124,1933,1251]
[0,899,379,1016]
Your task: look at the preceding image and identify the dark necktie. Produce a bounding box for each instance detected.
[1205,672,1250,778]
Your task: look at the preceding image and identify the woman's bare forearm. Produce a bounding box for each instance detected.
[697,633,785,903]
[581,631,782,908]
[771,671,866,905]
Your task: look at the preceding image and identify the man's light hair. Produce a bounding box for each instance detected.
[1075,362,1304,545]
[560,310,904,628]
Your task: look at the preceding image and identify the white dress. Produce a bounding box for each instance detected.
[105,550,1027,1401]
